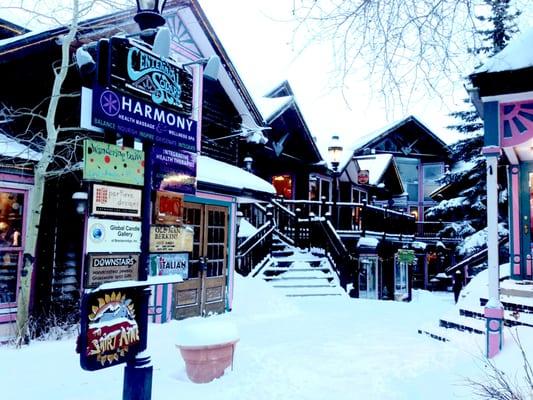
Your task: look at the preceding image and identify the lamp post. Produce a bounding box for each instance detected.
[328,135,343,229]
[121,3,168,400]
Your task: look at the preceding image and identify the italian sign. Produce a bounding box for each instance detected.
[149,253,188,279]
[154,191,183,224]
[397,249,416,264]
[86,218,142,253]
[83,140,144,186]
[109,37,193,114]
[152,147,196,195]
[80,288,144,370]
[149,225,193,252]
[91,85,197,152]
[91,184,142,218]
[85,253,140,288]
[357,170,370,185]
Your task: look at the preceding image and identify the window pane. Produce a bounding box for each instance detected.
[0,191,24,248]
[423,164,443,200]
[0,251,18,304]
[396,158,419,202]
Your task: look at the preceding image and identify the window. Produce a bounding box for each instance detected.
[0,190,25,306]
[309,176,319,201]
[422,164,443,201]
[272,175,293,199]
[396,158,419,202]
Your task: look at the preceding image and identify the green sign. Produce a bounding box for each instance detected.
[83,140,144,186]
[397,249,415,264]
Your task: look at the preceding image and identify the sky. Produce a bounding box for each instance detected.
[198,0,533,157]
[1,259,531,399]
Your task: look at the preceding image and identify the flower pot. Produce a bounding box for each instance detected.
[175,319,239,383]
[176,339,238,383]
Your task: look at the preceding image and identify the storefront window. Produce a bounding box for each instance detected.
[0,190,25,306]
[272,175,293,199]
[359,257,378,299]
[394,261,408,301]
[309,177,319,201]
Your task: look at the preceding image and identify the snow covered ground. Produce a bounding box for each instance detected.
[1,274,531,400]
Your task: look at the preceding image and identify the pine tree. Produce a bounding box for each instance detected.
[428,0,519,258]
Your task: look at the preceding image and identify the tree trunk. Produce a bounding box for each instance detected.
[15,1,79,346]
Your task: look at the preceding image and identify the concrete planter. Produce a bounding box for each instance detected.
[176,339,238,383]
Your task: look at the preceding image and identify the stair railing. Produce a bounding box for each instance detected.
[236,212,276,276]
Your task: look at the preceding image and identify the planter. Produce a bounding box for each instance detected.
[176,319,239,384]
[176,339,239,383]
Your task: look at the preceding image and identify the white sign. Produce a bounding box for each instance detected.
[91,184,142,218]
[86,218,142,253]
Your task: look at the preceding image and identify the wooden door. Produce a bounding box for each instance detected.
[173,203,228,319]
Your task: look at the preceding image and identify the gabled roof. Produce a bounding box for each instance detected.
[354,154,394,186]
[340,115,449,170]
[0,0,264,127]
[260,81,323,164]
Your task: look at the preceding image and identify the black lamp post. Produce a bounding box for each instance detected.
[328,135,343,228]
[134,0,167,31]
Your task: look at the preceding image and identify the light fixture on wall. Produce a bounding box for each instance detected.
[134,0,167,31]
[182,56,221,80]
[72,192,88,215]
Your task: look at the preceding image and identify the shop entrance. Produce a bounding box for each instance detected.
[173,202,228,319]
[520,163,533,279]
[359,256,379,299]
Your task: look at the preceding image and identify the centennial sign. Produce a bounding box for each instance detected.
[83,140,145,186]
[149,225,193,252]
[91,184,142,218]
[85,253,140,288]
[92,85,197,152]
[86,218,142,253]
[149,253,188,279]
[152,147,196,195]
[80,288,144,371]
[109,37,193,114]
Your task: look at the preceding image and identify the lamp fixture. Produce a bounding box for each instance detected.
[134,0,167,31]
[328,134,343,172]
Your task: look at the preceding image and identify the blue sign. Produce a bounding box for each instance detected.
[152,147,196,195]
[92,85,197,152]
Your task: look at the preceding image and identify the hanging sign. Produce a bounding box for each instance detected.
[108,37,193,114]
[397,249,416,264]
[91,85,197,152]
[149,225,193,252]
[357,170,370,185]
[79,287,144,371]
[86,218,142,253]
[83,140,144,186]
[149,253,188,279]
[154,191,184,224]
[152,147,196,195]
[85,253,140,288]
[91,184,142,218]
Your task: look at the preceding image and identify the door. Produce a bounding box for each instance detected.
[520,163,533,279]
[173,203,228,319]
[359,256,379,299]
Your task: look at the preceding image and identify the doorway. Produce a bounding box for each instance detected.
[359,256,379,299]
[173,202,228,319]
[520,163,533,279]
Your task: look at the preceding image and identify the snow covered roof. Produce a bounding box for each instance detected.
[353,154,393,185]
[254,96,293,122]
[0,133,41,161]
[476,27,533,74]
[197,155,275,196]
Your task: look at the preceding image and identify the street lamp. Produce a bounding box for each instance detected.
[328,134,343,172]
[134,0,167,31]
[327,135,343,229]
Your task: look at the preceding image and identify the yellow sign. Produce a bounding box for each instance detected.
[149,225,193,252]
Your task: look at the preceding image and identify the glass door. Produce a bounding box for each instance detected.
[520,163,533,279]
[394,260,409,301]
[359,256,379,299]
